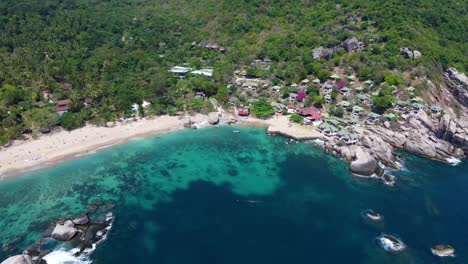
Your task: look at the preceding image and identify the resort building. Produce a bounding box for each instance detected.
[238,106,250,116]
[352,106,364,116]
[341,87,351,96]
[367,112,380,124]
[191,68,214,77]
[272,85,281,94]
[355,86,364,93]
[383,113,397,121]
[395,100,409,112]
[169,66,191,77]
[194,92,206,99]
[411,102,425,115]
[358,94,370,104]
[286,104,296,113]
[319,123,339,136]
[289,93,298,102]
[323,84,334,94]
[312,78,320,84]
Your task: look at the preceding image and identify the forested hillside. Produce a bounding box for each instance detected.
[0,0,466,144]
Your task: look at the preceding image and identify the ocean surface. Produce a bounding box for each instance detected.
[0,126,467,264]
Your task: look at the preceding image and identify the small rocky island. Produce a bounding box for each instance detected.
[1,200,115,264]
[431,244,455,257]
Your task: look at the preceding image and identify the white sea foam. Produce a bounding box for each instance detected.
[446,157,461,166]
[43,247,92,264]
[378,234,406,252]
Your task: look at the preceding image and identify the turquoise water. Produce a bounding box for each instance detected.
[0,126,466,263]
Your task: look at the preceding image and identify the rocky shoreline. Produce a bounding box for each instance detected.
[1,201,115,264]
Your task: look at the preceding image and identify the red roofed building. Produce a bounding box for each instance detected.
[286,104,296,113]
[55,99,71,114]
[238,106,250,116]
[296,107,320,117]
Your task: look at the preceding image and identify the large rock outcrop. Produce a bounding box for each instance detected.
[0,255,32,264]
[207,112,220,125]
[444,67,468,108]
[350,147,379,176]
[342,37,359,52]
[51,220,78,242]
[400,47,422,59]
[312,46,335,60]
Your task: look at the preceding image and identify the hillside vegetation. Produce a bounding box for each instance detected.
[0,0,467,143]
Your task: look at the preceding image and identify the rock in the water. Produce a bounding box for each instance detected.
[208,112,219,125]
[51,220,78,242]
[350,147,378,176]
[0,255,32,264]
[72,214,89,225]
[342,37,359,52]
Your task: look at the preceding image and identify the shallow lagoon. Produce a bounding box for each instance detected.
[0,126,466,263]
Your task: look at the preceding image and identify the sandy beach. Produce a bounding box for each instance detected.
[0,115,208,179]
[0,113,326,179]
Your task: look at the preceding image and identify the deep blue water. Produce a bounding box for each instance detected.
[0,126,466,263]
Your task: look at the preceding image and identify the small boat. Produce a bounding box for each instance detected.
[382,174,395,186]
[431,244,455,257]
[378,234,406,252]
[366,210,382,221]
[232,130,240,133]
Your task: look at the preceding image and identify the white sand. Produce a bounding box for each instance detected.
[0,115,205,178]
[0,113,327,179]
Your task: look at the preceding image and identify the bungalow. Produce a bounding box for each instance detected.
[348,75,357,82]
[358,94,370,103]
[330,74,340,80]
[312,78,320,84]
[411,96,424,104]
[55,99,71,115]
[325,118,341,127]
[395,100,409,111]
[354,86,364,93]
[238,106,250,116]
[300,79,310,86]
[191,68,213,77]
[83,98,93,107]
[319,123,339,136]
[62,83,73,91]
[324,94,332,103]
[411,102,425,114]
[430,105,442,115]
[194,92,206,99]
[323,83,334,94]
[289,93,298,102]
[291,83,298,90]
[363,80,374,89]
[272,85,281,94]
[339,100,351,109]
[272,102,286,112]
[286,104,296,113]
[383,113,397,121]
[348,116,359,125]
[367,112,380,123]
[352,105,364,116]
[337,130,358,145]
[169,66,191,76]
[341,87,351,96]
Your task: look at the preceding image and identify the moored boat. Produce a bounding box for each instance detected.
[366,210,382,221]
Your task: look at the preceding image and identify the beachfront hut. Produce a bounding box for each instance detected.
[238,106,250,116]
[319,123,339,136]
[313,78,320,84]
[430,105,442,115]
[341,87,351,96]
[286,104,296,113]
[355,86,364,93]
[383,113,396,121]
[368,112,380,123]
[352,106,364,116]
